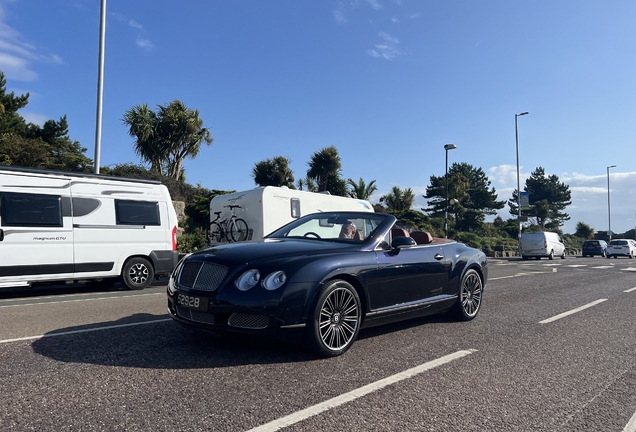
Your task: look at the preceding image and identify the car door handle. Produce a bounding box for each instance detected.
[434,253,443,260]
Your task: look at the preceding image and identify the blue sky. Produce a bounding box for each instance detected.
[1,0,635,234]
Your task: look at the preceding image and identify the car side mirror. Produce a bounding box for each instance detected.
[389,236,416,255]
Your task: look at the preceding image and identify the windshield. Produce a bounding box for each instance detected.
[267,212,388,243]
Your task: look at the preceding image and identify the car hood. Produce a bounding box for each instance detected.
[189,239,357,266]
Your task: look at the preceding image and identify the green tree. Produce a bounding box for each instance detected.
[297,176,317,192]
[122,100,213,181]
[424,162,505,232]
[307,146,347,196]
[380,186,415,212]
[574,222,594,239]
[252,156,295,187]
[508,166,571,229]
[0,72,93,171]
[346,177,377,200]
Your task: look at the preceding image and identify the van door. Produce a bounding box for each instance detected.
[0,177,74,285]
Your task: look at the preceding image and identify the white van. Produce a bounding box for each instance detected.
[0,166,179,289]
[209,186,374,244]
[521,231,566,260]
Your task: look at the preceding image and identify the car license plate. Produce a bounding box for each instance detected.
[176,293,208,311]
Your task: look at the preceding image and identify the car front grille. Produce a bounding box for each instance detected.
[178,262,228,292]
[176,305,215,325]
[228,313,269,329]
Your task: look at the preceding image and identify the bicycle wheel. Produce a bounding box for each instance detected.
[209,221,223,243]
[229,218,249,242]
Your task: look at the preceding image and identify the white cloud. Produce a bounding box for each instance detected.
[366,31,401,60]
[20,110,49,126]
[136,37,155,50]
[128,19,143,30]
[367,0,383,11]
[391,17,399,24]
[0,7,62,81]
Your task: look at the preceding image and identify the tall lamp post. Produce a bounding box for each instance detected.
[607,165,616,241]
[444,143,457,238]
[515,112,529,254]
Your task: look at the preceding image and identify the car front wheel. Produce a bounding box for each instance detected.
[305,279,361,357]
[452,269,483,321]
[121,257,154,290]
[548,250,554,260]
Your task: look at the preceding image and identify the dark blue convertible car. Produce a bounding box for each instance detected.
[167,211,487,357]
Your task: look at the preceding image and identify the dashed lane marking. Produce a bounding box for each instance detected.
[539,299,608,324]
[622,268,636,272]
[245,349,477,432]
[0,318,171,344]
[624,287,636,293]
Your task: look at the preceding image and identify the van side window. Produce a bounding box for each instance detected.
[0,192,63,227]
[290,198,301,219]
[115,200,160,226]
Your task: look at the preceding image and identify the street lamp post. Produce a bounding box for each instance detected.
[444,143,457,239]
[607,165,616,241]
[515,112,529,255]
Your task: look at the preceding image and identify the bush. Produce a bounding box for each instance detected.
[177,227,209,254]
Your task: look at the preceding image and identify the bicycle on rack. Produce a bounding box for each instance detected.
[209,205,249,243]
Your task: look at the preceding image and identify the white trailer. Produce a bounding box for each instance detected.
[209,186,374,244]
[0,166,179,289]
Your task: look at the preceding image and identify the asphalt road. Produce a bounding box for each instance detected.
[1,256,636,431]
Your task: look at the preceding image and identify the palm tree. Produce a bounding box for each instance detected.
[123,100,213,181]
[347,177,377,200]
[307,146,346,195]
[380,186,415,212]
[252,156,295,187]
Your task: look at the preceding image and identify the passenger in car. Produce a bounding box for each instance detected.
[339,221,357,239]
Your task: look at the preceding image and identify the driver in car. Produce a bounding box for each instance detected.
[339,221,357,239]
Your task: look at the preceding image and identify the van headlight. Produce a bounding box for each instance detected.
[262,271,287,291]
[235,269,260,291]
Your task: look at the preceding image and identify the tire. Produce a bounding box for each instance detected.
[305,279,361,357]
[229,218,249,242]
[452,269,483,321]
[121,257,154,290]
[548,250,554,260]
[209,222,223,243]
[560,250,566,259]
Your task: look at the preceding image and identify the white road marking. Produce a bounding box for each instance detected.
[245,349,477,432]
[490,271,552,280]
[566,264,588,268]
[0,318,171,344]
[623,409,636,432]
[539,299,608,324]
[622,268,636,272]
[0,292,162,308]
[542,263,561,267]
[591,266,615,269]
[624,287,636,293]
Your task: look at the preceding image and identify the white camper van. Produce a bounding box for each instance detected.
[0,166,179,289]
[521,231,566,260]
[209,186,374,244]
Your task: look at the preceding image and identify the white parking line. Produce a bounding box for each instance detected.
[245,349,477,432]
[622,268,636,272]
[0,292,162,308]
[539,299,608,324]
[623,409,636,432]
[591,266,615,269]
[566,264,588,268]
[0,318,171,344]
[624,287,636,293]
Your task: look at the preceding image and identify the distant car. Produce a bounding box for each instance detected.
[606,239,636,258]
[167,211,488,357]
[582,240,608,257]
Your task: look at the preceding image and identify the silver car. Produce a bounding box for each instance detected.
[606,239,636,258]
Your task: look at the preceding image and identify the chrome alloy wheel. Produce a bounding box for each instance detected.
[128,262,149,284]
[318,287,360,351]
[460,271,482,318]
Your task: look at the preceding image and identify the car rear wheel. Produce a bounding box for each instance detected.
[452,269,483,321]
[305,279,361,357]
[121,257,154,290]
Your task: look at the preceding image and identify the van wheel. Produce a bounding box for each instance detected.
[548,250,554,260]
[560,250,566,259]
[122,257,154,290]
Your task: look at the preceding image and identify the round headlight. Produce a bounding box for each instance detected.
[235,269,260,291]
[262,271,287,291]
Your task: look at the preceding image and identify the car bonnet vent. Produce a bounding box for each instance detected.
[178,261,228,292]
